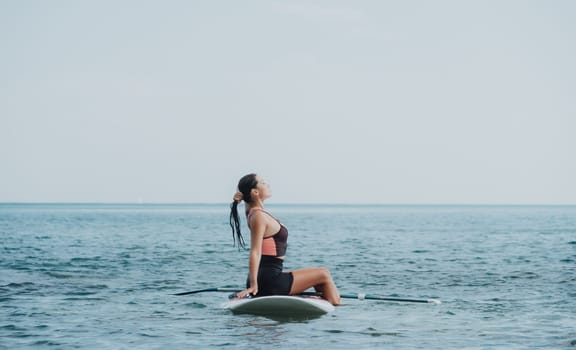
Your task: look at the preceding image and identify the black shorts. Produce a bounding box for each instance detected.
[247,256,294,296]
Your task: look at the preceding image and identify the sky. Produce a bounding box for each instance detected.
[1,1,575,204]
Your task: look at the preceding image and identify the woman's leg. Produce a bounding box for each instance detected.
[290,268,341,305]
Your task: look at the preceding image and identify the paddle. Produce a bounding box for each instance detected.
[174,288,441,304]
[326,292,441,304]
[174,287,240,296]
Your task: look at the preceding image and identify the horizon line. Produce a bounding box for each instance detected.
[1,201,575,207]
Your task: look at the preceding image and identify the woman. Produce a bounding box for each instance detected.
[229,173,341,305]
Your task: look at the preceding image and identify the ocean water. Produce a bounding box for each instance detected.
[1,203,575,349]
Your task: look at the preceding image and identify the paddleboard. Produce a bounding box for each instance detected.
[224,295,335,317]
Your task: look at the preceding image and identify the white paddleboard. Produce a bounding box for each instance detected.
[224,295,335,317]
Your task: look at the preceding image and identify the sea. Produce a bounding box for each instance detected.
[1,203,575,349]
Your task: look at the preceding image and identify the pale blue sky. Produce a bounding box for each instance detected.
[1,1,575,204]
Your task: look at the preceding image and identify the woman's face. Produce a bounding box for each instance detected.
[253,176,271,200]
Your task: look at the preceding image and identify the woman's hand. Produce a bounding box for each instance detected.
[235,286,258,299]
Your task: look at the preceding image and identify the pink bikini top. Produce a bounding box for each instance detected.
[247,208,288,257]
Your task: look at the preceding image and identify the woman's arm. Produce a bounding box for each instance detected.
[236,212,265,298]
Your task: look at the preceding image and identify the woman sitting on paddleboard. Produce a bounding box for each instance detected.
[229,173,341,306]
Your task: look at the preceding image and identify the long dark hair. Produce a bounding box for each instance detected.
[229,173,258,249]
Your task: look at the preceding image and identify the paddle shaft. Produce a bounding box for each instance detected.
[341,293,441,304]
[174,288,440,304]
[173,287,239,296]
[300,291,440,304]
